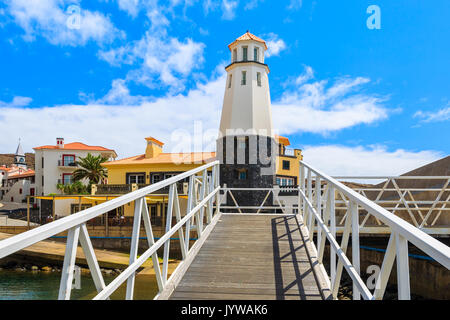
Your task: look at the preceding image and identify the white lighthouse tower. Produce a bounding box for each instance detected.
[217,31,277,208]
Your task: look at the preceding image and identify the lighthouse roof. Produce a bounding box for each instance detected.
[228,31,268,50]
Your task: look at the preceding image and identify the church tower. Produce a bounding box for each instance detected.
[217,31,277,208]
[14,139,27,169]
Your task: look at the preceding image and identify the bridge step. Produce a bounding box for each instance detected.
[168,214,330,300]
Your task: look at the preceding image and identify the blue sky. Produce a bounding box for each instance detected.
[0,0,449,175]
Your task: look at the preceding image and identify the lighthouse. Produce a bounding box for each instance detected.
[217,31,277,208]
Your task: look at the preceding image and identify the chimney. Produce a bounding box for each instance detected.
[56,137,64,148]
[144,137,164,158]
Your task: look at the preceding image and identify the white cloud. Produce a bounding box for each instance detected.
[221,0,238,20]
[295,65,314,85]
[287,0,302,10]
[272,69,389,135]
[5,0,123,46]
[0,96,32,108]
[0,73,226,157]
[117,0,141,17]
[302,144,443,177]
[414,103,450,123]
[264,33,287,57]
[99,31,205,91]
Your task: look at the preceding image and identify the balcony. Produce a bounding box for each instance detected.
[94,182,188,195]
[58,160,78,167]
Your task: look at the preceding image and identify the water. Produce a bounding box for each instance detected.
[0,270,159,300]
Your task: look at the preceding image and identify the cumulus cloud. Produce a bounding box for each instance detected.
[264,33,287,57]
[272,68,389,135]
[0,73,226,157]
[99,31,205,91]
[4,0,123,46]
[287,0,302,10]
[0,96,32,108]
[302,144,443,177]
[414,103,450,123]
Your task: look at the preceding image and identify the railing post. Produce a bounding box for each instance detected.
[306,169,312,225]
[329,185,336,286]
[184,175,195,254]
[58,225,81,300]
[299,164,305,216]
[215,164,220,216]
[315,175,321,249]
[125,197,144,300]
[162,184,175,283]
[351,201,360,300]
[396,233,411,300]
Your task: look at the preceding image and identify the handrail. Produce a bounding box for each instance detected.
[299,160,450,300]
[0,160,221,300]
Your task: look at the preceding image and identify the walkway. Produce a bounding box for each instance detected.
[168,214,332,300]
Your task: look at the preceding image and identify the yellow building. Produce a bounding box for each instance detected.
[275,135,303,186]
[93,135,301,220]
[95,137,215,221]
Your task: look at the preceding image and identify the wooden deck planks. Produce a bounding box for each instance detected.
[169,214,329,300]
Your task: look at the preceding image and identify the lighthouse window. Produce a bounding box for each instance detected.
[233,49,237,62]
[236,169,248,180]
[242,46,248,61]
[241,71,247,85]
[254,47,259,61]
[257,72,261,86]
[228,75,232,88]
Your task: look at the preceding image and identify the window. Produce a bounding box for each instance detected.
[42,157,44,168]
[282,160,290,170]
[42,176,44,186]
[277,177,294,186]
[257,72,261,87]
[241,71,247,85]
[62,155,75,166]
[19,188,22,194]
[128,173,145,184]
[237,170,247,180]
[62,173,72,185]
[151,173,162,184]
[232,49,237,62]
[254,47,259,61]
[228,74,232,88]
[242,46,248,61]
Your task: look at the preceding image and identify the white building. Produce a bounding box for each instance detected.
[33,138,117,217]
[0,140,35,203]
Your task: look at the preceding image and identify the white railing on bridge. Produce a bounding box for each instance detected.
[299,160,450,300]
[330,176,450,233]
[0,160,221,300]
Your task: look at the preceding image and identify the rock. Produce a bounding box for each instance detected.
[114,269,121,274]
[15,267,25,272]
[42,266,52,272]
[31,266,39,271]
[104,269,113,275]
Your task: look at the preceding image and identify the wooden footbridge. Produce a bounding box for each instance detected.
[0,161,449,300]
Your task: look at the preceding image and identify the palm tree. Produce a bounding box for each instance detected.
[73,153,109,185]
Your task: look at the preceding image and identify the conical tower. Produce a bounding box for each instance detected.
[217,31,277,209]
[14,138,27,169]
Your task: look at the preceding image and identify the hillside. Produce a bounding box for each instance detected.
[0,153,35,169]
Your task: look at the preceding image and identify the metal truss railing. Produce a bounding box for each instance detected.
[330,176,450,233]
[299,160,450,300]
[0,161,220,300]
[219,186,296,214]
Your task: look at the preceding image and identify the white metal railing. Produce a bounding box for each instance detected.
[219,186,296,214]
[0,161,220,300]
[299,160,450,300]
[330,176,450,233]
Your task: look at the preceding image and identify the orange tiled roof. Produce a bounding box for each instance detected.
[8,169,35,179]
[103,152,216,166]
[0,166,12,172]
[228,31,268,50]
[275,135,290,146]
[34,142,117,155]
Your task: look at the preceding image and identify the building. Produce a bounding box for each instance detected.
[217,31,278,208]
[0,140,35,203]
[96,137,216,220]
[33,138,117,217]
